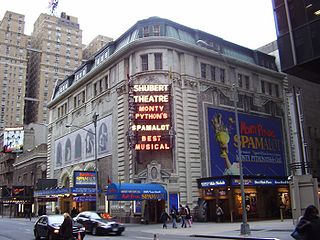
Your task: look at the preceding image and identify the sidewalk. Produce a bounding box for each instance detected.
[126,219,295,240]
[2,216,296,240]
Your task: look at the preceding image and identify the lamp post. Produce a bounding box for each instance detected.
[66,112,99,212]
[232,84,250,235]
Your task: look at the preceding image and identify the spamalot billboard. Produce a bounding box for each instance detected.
[208,108,286,177]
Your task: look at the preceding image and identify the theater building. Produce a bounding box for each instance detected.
[45,17,289,222]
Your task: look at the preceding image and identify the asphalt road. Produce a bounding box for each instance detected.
[0,217,224,240]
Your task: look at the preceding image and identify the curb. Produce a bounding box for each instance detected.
[190,235,279,240]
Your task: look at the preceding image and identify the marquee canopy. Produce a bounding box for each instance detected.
[106,183,167,201]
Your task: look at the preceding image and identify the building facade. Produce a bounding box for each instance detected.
[25,12,83,124]
[45,17,288,222]
[0,123,47,217]
[82,35,113,61]
[0,11,28,129]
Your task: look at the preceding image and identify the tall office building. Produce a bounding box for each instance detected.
[82,35,113,61]
[0,11,28,129]
[25,12,82,124]
[272,0,320,82]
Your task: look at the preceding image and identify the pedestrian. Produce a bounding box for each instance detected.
[216,204,224,223]
[143,203,149,225]
[294,205,320,240]
[25,208,31,221]
[160,209,170,229]
[185,205,192,227]
[55,206,60,214]
[170,206,178,228]
[59,212,73,240]
[179,204,187,228]
[71,207,78,218]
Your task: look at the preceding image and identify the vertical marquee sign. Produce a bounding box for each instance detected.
[128,84,172,153]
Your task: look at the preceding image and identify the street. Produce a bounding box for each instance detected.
[0,217,224,240]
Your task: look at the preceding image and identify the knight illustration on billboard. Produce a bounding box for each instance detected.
[211,113,240,175]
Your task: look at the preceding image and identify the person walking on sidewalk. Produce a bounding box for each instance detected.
[25,208,31,221]
[185,205,192,227]
[160,209,170,229]
[170,206,178,228]
[179,204,187,228]
[216,204,224,223]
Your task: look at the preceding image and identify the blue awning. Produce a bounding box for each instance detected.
[106,183,167,201]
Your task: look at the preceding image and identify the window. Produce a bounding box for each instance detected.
[210,66,216,81]
[99,79,103,92]
[268,82,272,95]
[105,75,109,89]
[238,74,243,88]
[74,91,85,108]
[143,26,149,37]
[141,54,148,71]
[245,76,250,90]
[57,102,67,118]
[261,80,265,93]
[201,63,207,78]
[219,68,225,83]
[93,82,98,96]
[275,84,280,97]
[154,53,162,70]
[153,25,160,36]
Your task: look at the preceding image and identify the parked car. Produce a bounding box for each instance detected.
[74,211,125,236]
[34,215,86,240]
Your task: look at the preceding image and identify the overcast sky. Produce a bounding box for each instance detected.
[0,0,277,49]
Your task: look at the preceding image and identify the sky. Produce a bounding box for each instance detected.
[0,0,277,49]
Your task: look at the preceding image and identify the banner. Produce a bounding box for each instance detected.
[208,108,285,177]
[73,171,96,188]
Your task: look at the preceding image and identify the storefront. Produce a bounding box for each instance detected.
[106,183,167,223]
[34,187,100,214]
[0,186,34,217]
[197,176,290,222]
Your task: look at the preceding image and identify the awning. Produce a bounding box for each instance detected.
[106,183,167,201]
[34,187,101,197]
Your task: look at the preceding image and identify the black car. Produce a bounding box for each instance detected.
[34,215,86,240]
[74,211,125,236]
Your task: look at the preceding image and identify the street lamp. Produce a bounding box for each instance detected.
[232,84,250,235]
[66,112,99,212]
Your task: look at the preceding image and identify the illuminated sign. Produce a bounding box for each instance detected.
[73,171,96,188]
[200,179,227,188]
[130,84,172,152]
[73,196,96,202]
